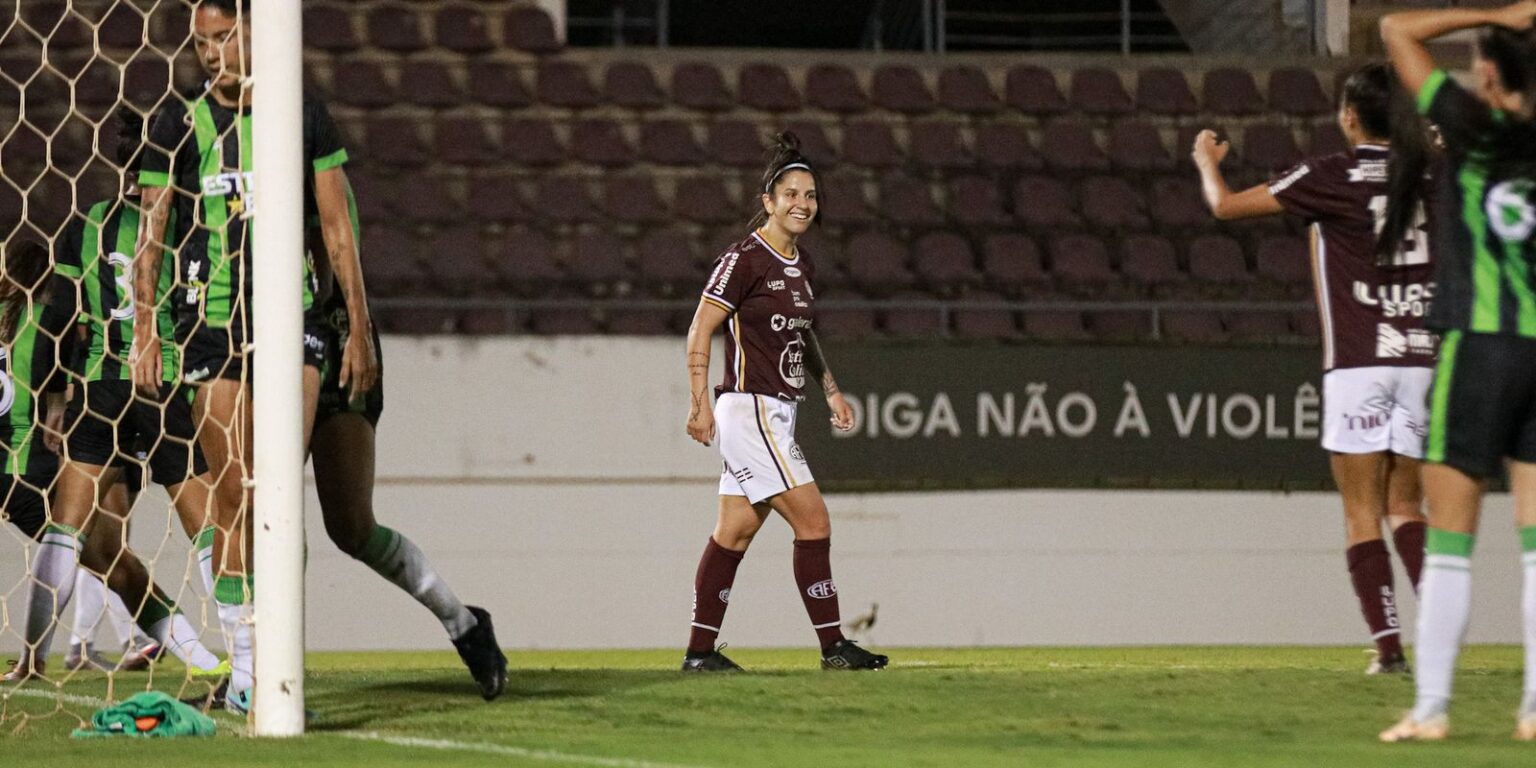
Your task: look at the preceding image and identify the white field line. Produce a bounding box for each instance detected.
[339,731,716,768]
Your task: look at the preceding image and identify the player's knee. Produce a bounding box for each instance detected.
[327,519,373,559]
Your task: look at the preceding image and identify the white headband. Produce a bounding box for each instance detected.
[766,162,813,192]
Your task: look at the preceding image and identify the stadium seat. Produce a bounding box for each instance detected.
[435,5,496,54]
[1011,175,1079,228]
[70,57,119,109]
[467,61,532,108]
[845,231,914,294]
[1039,122,1109,171]
[674,174,745,225]
[564,230,630,289]
[636,226,702,288]
[820,173,877,227]
[96,3,146,52]
[706,119,767,167]
[366,5,428,52]
[953,291,1021,340]
[911,232,982,290]
[570,118,635,168]
[738,62,801,112]
[424,228,491,295]
[1023,310,1092,342]
[1309,123,1349,156]
[469,173,531,223]
[842,120,903,168]
[1119,234,1185,292]
[528,176,601,224]
[1079,176,1149,230]
[501,118,567,167]
[1049,234,1117,289]
[1226,311,1292,341]
[937,65,1001,114]
[782,119,840,166]
[881,294,945,338]
[1187,235,1254,288]
[816,305,879,340]
[1148,176,1209,228]
[1090,310,1153,342]
[383,308,460,335]
[121,58,169,110]
[600,175,669,225]
[537,61,600,109]
[1268,67,1331,117]
[367,117,431,168]
[604,62,667,110]
[304,5,359,52]
[871,64,935,114]
[529,308,604,335]
[1108,122,1174,172]
[974,123,1043,170]
[607,309,674,335]
[878,174,944,228]
[806,63,869,114]
[1202,68,1264,115]
[400,61,465,109]
[908,121,971,170]
[1004,65,1068,115]
[639,119,706,166]
[1068,68,1134,115]
[328,61,396,108]
[491,227,564,293]
[1135,67,1198,116]
[671,62,734,112]
[505,5,562,54]
[1241,124,1303,174]
[947,176,1012,228]
[1254,236,1311,288]
[347,168,396,225]
[402,175,466,225]
[435,116,502,167]
[1161,311,1228,343]
[364,225,423,293]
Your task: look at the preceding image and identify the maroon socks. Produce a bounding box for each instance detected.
[688,537,745,655]
[1393,521,1427,593]
[793,537,846,651]
[1347,539,1403,659]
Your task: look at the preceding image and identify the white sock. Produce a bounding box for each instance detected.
[1412,551,1473,721]
[194,526,216,597]
[216,599,254,693]
[360,526,476,639]
[104,588,152,647]
[149,613,222,672]
[70,569,106,647]
[24,525,84,664]
[1522,545,1536,717]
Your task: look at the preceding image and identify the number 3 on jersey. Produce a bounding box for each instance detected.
[1367,195,1430,267]
[108,251,135,320]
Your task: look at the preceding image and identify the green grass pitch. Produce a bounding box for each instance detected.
[2,646,1531,766]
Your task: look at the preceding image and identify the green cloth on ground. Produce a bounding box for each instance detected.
[71,691,216,738]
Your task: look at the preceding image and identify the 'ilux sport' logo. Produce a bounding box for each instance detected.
[806,579,837,599]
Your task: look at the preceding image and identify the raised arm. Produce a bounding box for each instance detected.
[1190,130,1285,221]
[802,330,852,432]
[130,184,172,394]
[314,166,377,400]
[1381,2,1536,94]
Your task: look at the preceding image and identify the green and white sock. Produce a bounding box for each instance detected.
[135,595,221,672]
[25,523,84,663]
[214,575,255,693]
[359,526,476,639]
[1522,527,1536,717]
[1412,528,1474,722]
[194,526,216,598]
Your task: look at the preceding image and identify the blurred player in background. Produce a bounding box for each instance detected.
[1379,0,1536,741]
[1193,62,1437,675]
[681,133,887,672]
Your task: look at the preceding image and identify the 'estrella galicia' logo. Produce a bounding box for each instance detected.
[806,579,837,599]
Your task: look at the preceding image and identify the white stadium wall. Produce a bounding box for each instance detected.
[2,335,1523,652]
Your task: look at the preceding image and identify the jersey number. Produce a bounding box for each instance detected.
[108,252,135,320]
[1368,195,1430,267]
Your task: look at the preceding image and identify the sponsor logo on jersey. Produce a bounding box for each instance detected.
[1268,163,1310,195]
[718,588,731,604]
[304,333,326,353]
[770,314,813,332]
[790,443,805,462]
[1353,281,1433,318]
[1488,179,1536,242]
[1347,160,1388,183]
[1376,323,1436,358]
[183,366,212,383]
[791,290,807,308]
[780,336,806,389]
[767,279,786,291]
[783,266,802,278]
[709,252,740,295]
[806,579,837,599]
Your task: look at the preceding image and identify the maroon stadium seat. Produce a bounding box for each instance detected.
[908,121,971,170]
[505,5,562,54]
[953,291,1021,340]
[364,225,423,294]
[368,117,430,168]
[1049,234,1117,288]
[347,169,396,225]
[947,176,1012,228]
[1227,311,1292,341]
[782,119,840,166]
[607,309,674,336]
[639,119,706,166]
[399,175,465,226]
[434,116,501,167]
[817,305,879,340]
[911,232,982,289]
[878,174,944,228]
[636,226,702,288]
[425,228,491,296]
[528,176,601,224]
[671,62,734,112]
[70,57,119,109]
[706,120,766,167]
[1068,68,1134,115]
[871,64,935,114]
[974,123,1043,170]
[604,62,666,110]
[820,173,877,227]
[1039,122,1109,171]
[1255,236,1311,288]
[884,292,947,338]
[491,227,564,293]
[600,175,669,225]
[502,118,566,167]
[1090,310,1153,342]
[841,120,903,168]
[565,230,630,288]
[1108,122,1174,172]
[366,5,428,52]
[845,231,914,294]
[1187,235,1254,287]
[1241,124,1303,174]
[1148,176,1209,228]
[120,57,170,110]
[1119,234,1185,292]
[1135,67,1198,116]
[569,118,635,168]
[1079,176,1149,230]
[470,173,530,223]
[467,61,532,109]
[1011,175,1079,228]
[1005,65,1068,115]
[938,65,1001,114]
[458,309,522,336]
[95,3,146,52]
[1269,67,1332,117]
[674,174,744,225]
[435,5,495,53]
[806,63,868,114]
[529,308,604,335]
[304,5,359,52]
[537,61,600,109]
[1023,311,1092,342]
[738,62,800,112]
[1309,123,1349,156]
[1202,68,1264,115]
[1162,312,1228,343]
[400,61,464,109]
[381,308,460,335]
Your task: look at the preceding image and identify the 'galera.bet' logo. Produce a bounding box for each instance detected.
[806,579,837,599]
[1487,179,1536,243]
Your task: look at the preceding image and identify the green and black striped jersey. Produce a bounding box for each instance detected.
[139,89,347,335]
[1,284,73,476]
[1418,68,1536,338]
[53,197,180,382]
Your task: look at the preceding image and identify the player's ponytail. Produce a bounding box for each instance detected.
[1478,25,1536,121]
[0,239,50,345]
[1356,62,1431,264]
[749,131,823,230]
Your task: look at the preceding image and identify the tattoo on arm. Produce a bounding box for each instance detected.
[804,331,838,397]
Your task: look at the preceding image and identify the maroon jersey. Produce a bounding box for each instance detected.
[1268,144,1437,371]
[701,231,816,401]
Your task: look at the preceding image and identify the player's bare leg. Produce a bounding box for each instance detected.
[1333,452,1409,674]
[193,377,254,709]
[683,495,768,672]
[1509,460,1536,740]
[311,411,505,699]
[769,484,886,670]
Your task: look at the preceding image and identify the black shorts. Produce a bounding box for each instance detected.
[66,380,208,487]
[315,314,383,428]
[1425,330,1536,478]
[180,321,327,385]
[2,470,56,541]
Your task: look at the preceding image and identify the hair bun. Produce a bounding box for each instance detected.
[774,131,802,152]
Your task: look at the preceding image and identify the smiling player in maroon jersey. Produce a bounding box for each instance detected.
[680,133,887,672]
[1192,63,1436,675]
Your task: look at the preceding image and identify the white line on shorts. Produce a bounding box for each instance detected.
[340,731,716,768]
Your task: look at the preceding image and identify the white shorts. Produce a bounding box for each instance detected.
[1321,366,1434,458]
[715,392,814,504]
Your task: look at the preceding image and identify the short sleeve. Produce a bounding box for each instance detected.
[1268,158,1350,221]
[52,217,83,278]
[307,98,348,172]
[701,249,752,313]
[137,103,186,189]
[1418,68,1493,155]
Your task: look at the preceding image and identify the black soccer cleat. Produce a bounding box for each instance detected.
[681,647,744,672]
[820,639,888,671]
[180,678,228,712]
[453,606,508,701]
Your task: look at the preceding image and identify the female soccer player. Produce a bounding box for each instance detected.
[1191,62,1435,675]
[1379,0,1536,741]
[130,0,377,712]
[680,133,887,672]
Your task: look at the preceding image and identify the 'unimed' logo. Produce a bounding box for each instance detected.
[806,579,837,599]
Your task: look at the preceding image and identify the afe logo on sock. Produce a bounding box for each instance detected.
[718,589,731,604]
[806,579,837,599]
